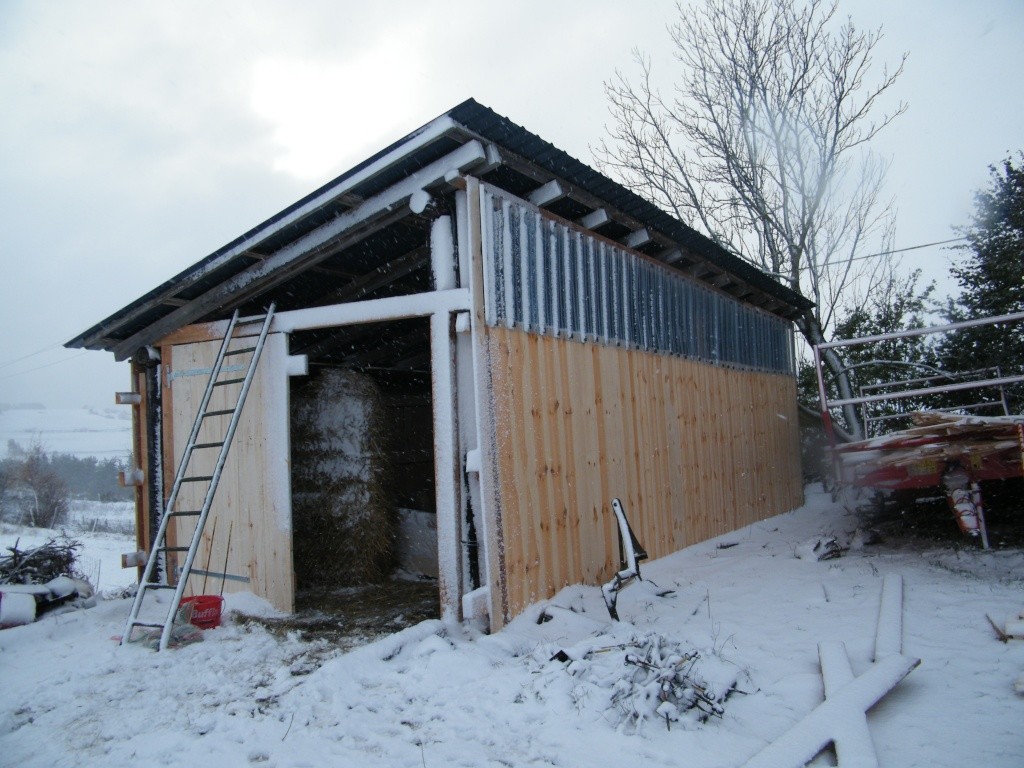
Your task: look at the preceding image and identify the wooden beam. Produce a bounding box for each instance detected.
[688,262,712,278]
[275,288,472,333]
[317,246,430,306]
[709,273,733,288]
[579,208,610,229]
[110,141,487,360]
[78,117,469,350]
[623,228,651,249]
[528,180,565,207]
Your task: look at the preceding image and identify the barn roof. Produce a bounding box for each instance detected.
[67,98,812,360]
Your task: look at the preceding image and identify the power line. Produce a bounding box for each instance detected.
[846,237,968,264]
[0,342,65,371]
[0,351,91,383]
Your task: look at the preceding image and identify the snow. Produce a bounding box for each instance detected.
[0,405,132,459]
[2,485,1023,767]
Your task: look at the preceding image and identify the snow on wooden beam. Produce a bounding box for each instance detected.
[623,228,651,249]
[118,468,145,487]
[111,142,487,361]
[659,248,685,264]
[273,288,471,333]
[115,392,142,405]
[579,208,610,229]
[84,117,467,349]
[527,180,565,207]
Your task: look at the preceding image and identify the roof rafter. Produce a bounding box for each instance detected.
[110,141,487,360]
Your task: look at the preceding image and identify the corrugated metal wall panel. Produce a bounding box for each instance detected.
[481,186,795,375]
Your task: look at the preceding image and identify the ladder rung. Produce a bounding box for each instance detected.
[121,303,275,652]
[236,315,269,326]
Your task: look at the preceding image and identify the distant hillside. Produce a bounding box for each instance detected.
[0,405,132,459]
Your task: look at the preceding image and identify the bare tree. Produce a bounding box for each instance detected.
[597,0,906,437]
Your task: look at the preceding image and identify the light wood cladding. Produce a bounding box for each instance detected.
[486,326,802,624]
[166,333,294,612]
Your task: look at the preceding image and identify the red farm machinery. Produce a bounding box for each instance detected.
[813,311,1024,547]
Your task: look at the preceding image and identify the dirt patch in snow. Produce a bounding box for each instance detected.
[237,577,439,649]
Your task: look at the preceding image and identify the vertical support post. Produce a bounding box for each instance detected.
[468,177,509,630]
[430,308,462,622]
[455,189,485,595]
[431,215,462,623]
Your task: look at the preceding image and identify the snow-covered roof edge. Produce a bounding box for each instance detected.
[66,98,811,356]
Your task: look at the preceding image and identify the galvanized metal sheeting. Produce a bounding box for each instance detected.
[481,187,794,375]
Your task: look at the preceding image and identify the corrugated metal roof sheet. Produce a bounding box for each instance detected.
[66,98,811,354]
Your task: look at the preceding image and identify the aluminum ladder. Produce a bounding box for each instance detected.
[121,304,275,650]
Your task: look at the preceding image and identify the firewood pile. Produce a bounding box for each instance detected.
[0,536,84,585]
[0,536,95,629]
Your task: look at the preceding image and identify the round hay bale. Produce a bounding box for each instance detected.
[291,369,395,588]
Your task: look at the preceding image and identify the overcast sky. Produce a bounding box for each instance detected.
[1,0,1021,411]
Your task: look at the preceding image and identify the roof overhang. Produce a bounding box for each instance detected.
[67,99,812,361]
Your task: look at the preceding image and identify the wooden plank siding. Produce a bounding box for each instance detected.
[486,325,802,624]
[164,333,295,612]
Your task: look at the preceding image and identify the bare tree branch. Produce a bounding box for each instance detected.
[594,0,907,436]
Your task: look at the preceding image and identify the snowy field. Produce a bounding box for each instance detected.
[1,500,136,593]
[0,405,132,459]
[2,486,1023,767]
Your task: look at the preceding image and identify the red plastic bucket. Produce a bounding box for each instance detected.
[181,595,224,629]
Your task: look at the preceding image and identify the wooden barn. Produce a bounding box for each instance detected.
[67,100,810,632]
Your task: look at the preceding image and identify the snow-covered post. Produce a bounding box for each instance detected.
[431,215,462,623]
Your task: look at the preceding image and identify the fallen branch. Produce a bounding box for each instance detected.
[986,614,1009,643]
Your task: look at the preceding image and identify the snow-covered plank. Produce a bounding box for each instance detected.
[819,641,880,768]
[874,573,904,661]
[743,654,920,768]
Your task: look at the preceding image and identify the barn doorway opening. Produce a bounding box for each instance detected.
[288,317,441,630]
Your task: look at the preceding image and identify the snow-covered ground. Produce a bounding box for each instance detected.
[1,501,136,593]
[0,405,132,459]
[2,486,1022,767]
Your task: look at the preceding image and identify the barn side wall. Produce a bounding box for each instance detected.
[485,325,803,623]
